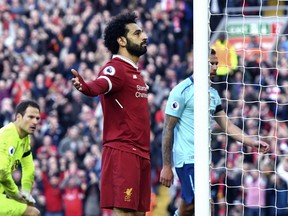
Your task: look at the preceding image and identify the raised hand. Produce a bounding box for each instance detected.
[254,140,270,154]
[249,140,270,154]
[71,69,82,91]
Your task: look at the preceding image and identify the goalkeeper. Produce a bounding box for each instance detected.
[0,100,41,216]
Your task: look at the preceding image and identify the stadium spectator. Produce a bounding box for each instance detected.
[58,125,82,157]
[0,97,14,127]
[82,152,101,216]
[41,173,64,216]
[247,35,261,49]
[31,73,49,99]
[0,79,13,103]
[266,173,288,216]
[36,135,58,159]
[243,166,267,216]
[11,69,32,105]
[61,173,84,216]
[212,32,238,95]
[212,33,238,76]
[40,112,65,147]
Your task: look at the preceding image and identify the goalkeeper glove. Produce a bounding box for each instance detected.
[20,190,36,205]
[6,191,27,204]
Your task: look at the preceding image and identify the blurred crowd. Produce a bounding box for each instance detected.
[0,0,192,215]
[1,0,288,216]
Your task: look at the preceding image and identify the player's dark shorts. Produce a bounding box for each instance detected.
[100,146,151,212]
[175,163,195,204]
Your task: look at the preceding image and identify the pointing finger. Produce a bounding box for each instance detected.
[71,69,78,77]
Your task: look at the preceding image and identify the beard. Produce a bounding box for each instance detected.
[126,38,147,57]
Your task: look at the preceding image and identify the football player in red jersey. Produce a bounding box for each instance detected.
[71,12,150,216]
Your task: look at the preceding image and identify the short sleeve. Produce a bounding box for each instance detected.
[165,89,185,118]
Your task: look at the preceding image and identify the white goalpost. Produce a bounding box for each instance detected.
[193,0,210,216]
[194,1,288,216]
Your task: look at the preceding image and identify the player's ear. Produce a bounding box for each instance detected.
[117,36,127,47]
[15,113,22,121]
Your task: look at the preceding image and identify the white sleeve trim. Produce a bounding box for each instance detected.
[98,76,112,94]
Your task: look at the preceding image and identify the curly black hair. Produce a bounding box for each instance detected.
[104,12,138,54]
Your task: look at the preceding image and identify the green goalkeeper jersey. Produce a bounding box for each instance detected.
[0,122,34,195]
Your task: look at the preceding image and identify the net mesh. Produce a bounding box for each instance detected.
[209,1,288,215]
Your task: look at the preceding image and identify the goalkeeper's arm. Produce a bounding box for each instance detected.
[20,150,35,192]
[20,150,36,205]
[0,145,19,196]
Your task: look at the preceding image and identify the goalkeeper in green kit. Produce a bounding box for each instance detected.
[0,100,41,216]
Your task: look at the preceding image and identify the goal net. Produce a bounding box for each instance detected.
[209,1,288,216]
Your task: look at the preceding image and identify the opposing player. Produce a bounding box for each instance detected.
[0,100,41,216]
[159,49,270,216]
[71,12,151,215]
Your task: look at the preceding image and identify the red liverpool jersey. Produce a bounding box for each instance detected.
[79,55,150,159]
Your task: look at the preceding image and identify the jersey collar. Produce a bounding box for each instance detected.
[189,76,194,83]
[112,55,138,70]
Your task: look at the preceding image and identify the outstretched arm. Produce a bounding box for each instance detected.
[160,114,178,187]
[71,68,110,96]
[214,110,270,153]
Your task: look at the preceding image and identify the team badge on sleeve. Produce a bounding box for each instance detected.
[171,101,180,110]
[103,66,116,76]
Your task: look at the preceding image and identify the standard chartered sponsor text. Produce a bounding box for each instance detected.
[135,85,148,98]
[136,85,147,91]
[135,92,148,98]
